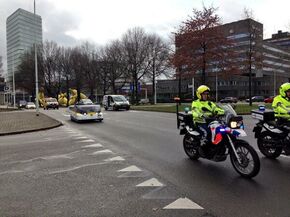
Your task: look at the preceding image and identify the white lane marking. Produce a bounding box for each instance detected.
[74,137,89,140]
[82,143,103,148]
[118,165,142,172]
[105,156,125,161]
[7,151,81,164]
[49,162,108,174]
[79,139,95,143]
[90,149,113,155]
[163,197,204,210]
[136,178,164,187]
[63,114,70,117]
[0,170,24,175]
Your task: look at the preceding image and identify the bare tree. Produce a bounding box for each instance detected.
[121,27,151,104]
[16,48,45,99]
[0,56,4,79]
[242,7,255,19]
[101,40,129,94]
[42,40,60,97]
[58,47,74,106]
[147,34,171,104]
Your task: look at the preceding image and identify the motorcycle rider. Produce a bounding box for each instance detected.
[192,85,225,155]
[272,82,290,123]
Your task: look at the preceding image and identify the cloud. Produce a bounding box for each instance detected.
[0,0,81,72]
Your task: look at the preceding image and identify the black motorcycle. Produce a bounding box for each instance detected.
[252,108,290,159]
[177,104,260,178]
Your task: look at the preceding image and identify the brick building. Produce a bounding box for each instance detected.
[158,18,290,102]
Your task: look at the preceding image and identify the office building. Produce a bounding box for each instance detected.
[6,8,42,84]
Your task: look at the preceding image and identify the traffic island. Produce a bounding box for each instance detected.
[0,111,62,136]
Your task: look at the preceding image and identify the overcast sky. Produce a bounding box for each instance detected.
[1,0,290,72]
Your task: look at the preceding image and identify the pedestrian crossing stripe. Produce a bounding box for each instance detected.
[136,178,164,187]
[80,139,95,143]
[118,165,142,172]
[105,156,125,161]
[163,197,203,209]
[82,143,103,148]
[90,149,113,155]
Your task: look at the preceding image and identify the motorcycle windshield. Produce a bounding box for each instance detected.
[219,104,238,123]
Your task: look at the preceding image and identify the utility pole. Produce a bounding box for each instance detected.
[34,0,39,116]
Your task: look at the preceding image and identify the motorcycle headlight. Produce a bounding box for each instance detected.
[230,121,243,129]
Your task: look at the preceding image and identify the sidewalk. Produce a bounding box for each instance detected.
[0,109,62,136]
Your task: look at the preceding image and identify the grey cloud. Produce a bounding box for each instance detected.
[0,0,81,71]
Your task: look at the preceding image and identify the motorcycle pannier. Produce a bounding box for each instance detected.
[178,112,193,127]
[251,109,275,121]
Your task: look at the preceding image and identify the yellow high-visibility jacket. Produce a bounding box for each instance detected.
[272,95,290,120]
[191,99,225,124]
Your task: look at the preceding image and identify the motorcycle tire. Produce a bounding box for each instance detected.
[257,131,282,159]
[230,140,260,178]
[183,133,200,160]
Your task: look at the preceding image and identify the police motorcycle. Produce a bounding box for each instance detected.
[252,106,290,159]
[176,99,260,178]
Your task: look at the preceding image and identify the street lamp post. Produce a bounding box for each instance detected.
[12,52,15,108]
[34,0,39,116]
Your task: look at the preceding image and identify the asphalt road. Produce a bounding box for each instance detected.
[1,108,290,217]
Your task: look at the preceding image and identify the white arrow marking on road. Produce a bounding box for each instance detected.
[82,143,103,148]
[136,178,164,187]
[118,165,142,172]
[80,139,95,143]
[90,149,113,155]
[105,156,125,161]
[163,197,204,209]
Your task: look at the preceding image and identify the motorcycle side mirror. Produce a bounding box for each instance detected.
[184,107,190,113]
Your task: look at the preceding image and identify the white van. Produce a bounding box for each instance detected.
[102,95,130,111]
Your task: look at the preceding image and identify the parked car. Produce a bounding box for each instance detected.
[70,103,103,122]
[139,98,150,104]
[264,96,274,103]
[219,97,238,103]
[26,102,36,109]
[44,97,59,110]
[18,100,27,108]
[246,96,265,102]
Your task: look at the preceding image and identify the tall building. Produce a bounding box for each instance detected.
[6,8,42,84]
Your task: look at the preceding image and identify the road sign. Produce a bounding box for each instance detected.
[4,86,9,91]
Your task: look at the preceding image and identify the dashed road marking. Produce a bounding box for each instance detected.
[118,165,142,172]
[90,149,113,155]
[75,136,89,140]
[82,143,103,148]
[136,178,164,187]
[163,197,204,210]
[105,156,125,161]
[79,139,95,143]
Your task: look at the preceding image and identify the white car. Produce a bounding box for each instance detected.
[70,103,103,122]
[26,102,36,109]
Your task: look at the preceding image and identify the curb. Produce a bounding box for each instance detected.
[0,121,63,136]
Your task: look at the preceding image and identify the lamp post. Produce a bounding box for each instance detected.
[34,0,39,116]
[12,52,15,108]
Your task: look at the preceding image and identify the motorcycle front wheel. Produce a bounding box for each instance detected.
[257,131,282,159]
[183,133,200,160]
[230,140,260,178]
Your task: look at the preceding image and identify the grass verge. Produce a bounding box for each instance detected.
[131,103,272,115]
